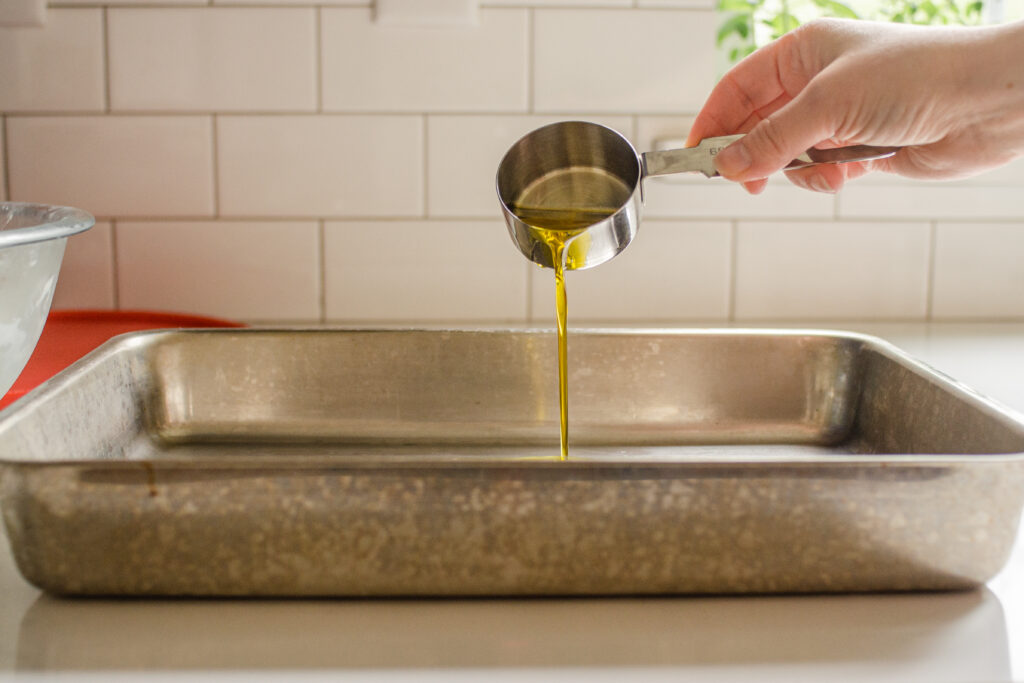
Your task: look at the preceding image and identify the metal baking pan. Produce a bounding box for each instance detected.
[1,329,1023,597]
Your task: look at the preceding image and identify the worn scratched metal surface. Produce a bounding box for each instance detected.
[1,329,1023,597]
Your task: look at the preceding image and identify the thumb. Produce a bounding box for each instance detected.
[715,90,835,182]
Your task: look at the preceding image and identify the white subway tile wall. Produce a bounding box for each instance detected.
[734,222,931,320]
[839,185,1024,220]
[217,115,423,217]
[51,221,115,310]
[2,2,1020,325]
[117,221,321,320]
[933,223,1024,319]
[850,158,1024,186]
[483,1,630,6]
[645,180,837,220]
[214,0,366,5]
[321,9,528,112]
[323,220,527,321]
[54,0,207,5]
[7,116,215,217]
[108,8,317,112]
[0,9,105,112]
[637,0,717,8]
[530,221,731,322]
[533,9,716,113]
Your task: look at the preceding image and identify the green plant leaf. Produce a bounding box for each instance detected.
[810,0,861,18]
[765,11,800,35]
[718,0,758,12]
[717,13,752,44]
[715,0,985,66]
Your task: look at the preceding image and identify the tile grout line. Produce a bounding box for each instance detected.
[315,6,323,113]
[0,110,701,120]
[527,8,535,114]
[422,114,429,218]
[68,214,1024,225]
[211,115,221,218]
[318,219,326,323]
[15,112,1024,132]
[212,315,1024,327]
[1,116,10,201]
[925,220,937,321]
[68,2,374,6]
[102,7,112,113]
[111,220,121,310]
[727,220,738,322]
[49,3,723,8]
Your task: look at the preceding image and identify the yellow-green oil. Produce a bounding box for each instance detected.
[510,166,629,460]
[514,208,614,461]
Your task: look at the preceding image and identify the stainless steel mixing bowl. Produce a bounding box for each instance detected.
[0,202,94,400]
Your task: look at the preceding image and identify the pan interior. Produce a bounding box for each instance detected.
[6,330,1024,465]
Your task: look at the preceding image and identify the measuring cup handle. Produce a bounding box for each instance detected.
[787,144,902,169]
[641,135,744,179]
[642,134,901,179]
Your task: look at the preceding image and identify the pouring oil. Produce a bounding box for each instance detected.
[511,208,615,461]
[511,167,629,460]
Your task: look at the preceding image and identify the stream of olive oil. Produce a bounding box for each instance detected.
[510,165,630,459]
[513,208,616,460]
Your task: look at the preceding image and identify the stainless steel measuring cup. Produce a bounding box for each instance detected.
[496,121,899,270]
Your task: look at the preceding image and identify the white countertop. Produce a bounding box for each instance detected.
[2,323,1024,682]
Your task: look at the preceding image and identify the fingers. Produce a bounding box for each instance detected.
[742,179,769,194]
[714,85,836,182]
[691,19,859,185]
[688,19,848,147]
[875,144,976,181]
[784,166,842,193]
[687,35,803,146]
[782,160,874,193]
[689,18,895,190]
[735,155,886,194]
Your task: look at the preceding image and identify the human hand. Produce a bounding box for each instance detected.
[687,18,1024,194]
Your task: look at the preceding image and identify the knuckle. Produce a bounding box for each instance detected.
[751,117,791,161]
[799,17,838,36]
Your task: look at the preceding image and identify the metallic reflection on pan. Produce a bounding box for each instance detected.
[1,329,1024,596]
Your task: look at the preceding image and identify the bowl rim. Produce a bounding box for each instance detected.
[0,202,95,249]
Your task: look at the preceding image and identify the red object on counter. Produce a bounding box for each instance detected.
[0,310,245,410]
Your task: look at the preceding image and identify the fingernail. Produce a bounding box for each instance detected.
[715,141,752,178]
[790,175,811,192]
[810,176,835,194]
[743,180,767,195]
